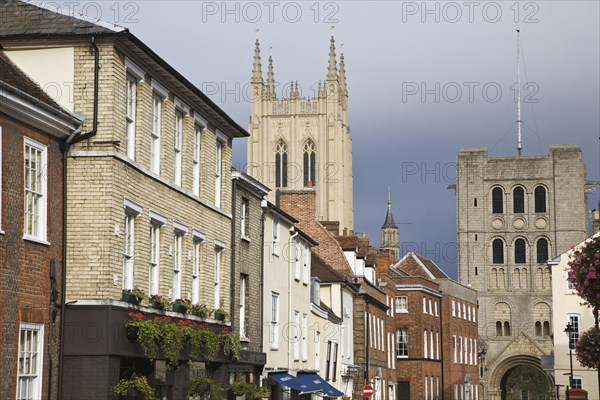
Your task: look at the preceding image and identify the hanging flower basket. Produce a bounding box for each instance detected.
[148,294,170,310]
[575,326,600,369]
[122,288,145,305]
[172,299,191,314]
[567,235,600,308]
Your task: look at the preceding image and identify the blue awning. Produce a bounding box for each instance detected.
[268,372,321,394]
[296,373,344,398]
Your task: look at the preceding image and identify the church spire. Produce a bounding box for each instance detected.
[327,27,338,81]
[267,46,276,99]
[382,188,397,229]
[339,51,347,96]
[251,35,263,84]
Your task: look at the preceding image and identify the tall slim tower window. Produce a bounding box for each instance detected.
[534,186,546,213]
[492,187,504,213]
[513,187,525,213]
[536,238,549,264]
[125,75,137,160]
[303,140,316,186]
[514,238,526,264]
[275,140,288,188]
[492,239,504,264]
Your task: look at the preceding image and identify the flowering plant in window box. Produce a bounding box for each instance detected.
[214,307,228,321]
[172,298,191,314]
[192,303,211,319]
[148,294,170,310]
[122,288,145,305]
[575,326,600,369]
[126,313,183,368]
[220,327,241,360]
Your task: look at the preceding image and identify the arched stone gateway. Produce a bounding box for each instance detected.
[487,355,554,400]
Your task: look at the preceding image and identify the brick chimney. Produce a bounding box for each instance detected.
[279,189,317,222]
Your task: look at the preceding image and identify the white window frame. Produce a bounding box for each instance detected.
[302,313,308,361]
[149,222,161,296]
[429,299,433,315]
[215,138,223,207]
[174,110,183,186]
[192,124,203,196]
[239,275,247,338]
[151,95,162,174]
[192,236,203,304]
[272,219,280,256]
[302,243,310,284]
[458,335,463,364]
[294,239,301,281]
[241,198,249,238]
[464,337,468,365]
[572,376,583,390]
[214,246,222,309]
[396,329,408,358]
[430,330,434,359]
[16,323,44,400]
[126,74,137,160]
[423,298,427,314]
[436,331,439,360]
[453,335,457,363]
[424,330,428,358]
[452,300,456,317]
[172,230,183,299]
[568,314,580,349]
[23,138,48,242]
[271,292,280,349]
[434,300,438,317]
[293,310,300,360]
[123,212,135,290]
[396,296,408,313]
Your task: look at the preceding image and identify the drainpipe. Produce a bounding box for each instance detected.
[259,200,268,353]
[58,35,99,400]
[288,227,298,370]
[365,299,370,385]
[230,176,237,334]
[439,294,444,400]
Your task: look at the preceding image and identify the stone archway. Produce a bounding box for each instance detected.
[488,355,554,400]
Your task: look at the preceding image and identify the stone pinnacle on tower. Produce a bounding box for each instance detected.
[327,26,338,81]
[339,51,347,97]
[251,36,263,84]
[267,45,276,99]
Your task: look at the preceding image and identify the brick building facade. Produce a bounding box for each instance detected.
[0,51,81,400]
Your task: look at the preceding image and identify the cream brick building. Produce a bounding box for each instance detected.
[455,145,588,399]
[0,1,251,398]
[246,35,354,232]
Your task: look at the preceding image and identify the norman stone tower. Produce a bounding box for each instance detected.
[246,34,354,231]
[380,190,399,262]
[455,145,588,400]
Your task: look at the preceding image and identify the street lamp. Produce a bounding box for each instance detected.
[564,322,575,395]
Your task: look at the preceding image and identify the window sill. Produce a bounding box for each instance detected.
[23,235,50,246]
[240,336,250,343]
[396,311,408,314]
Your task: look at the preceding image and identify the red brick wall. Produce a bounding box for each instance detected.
[0,113,64,400]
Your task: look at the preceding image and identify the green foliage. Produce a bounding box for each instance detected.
[126,314,182,368]
[192,304,211,319]
[567,235,600,308]
[111,376,158,400]
[182,325,220,361]
[220,328,241,361]
[187,377,224,400]
[228,380,256,397]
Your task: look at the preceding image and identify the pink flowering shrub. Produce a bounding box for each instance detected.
[575,327,600,369]
[567,235,600,308]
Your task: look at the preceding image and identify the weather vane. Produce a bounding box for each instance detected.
[269,45,272,57]
[256,26,259,39]
[330,25,335,36]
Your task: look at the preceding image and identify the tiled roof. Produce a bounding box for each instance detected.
[0,50,62,109]
[393,252,448,280]
[0,0,125,37]
[335,235,358,251]
[312,253,345,283]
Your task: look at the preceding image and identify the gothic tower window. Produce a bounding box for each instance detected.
[534,186,546,213]
[492,187,503,214]
[303,140,316,186]
[275,140,288,188]
[492,239,504,264]
[513,187,525,213]
[536,238,549,264]
[515,238,526,264]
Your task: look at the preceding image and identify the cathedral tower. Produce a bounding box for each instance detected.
[380,190,399,262]
[246,33,354,231]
